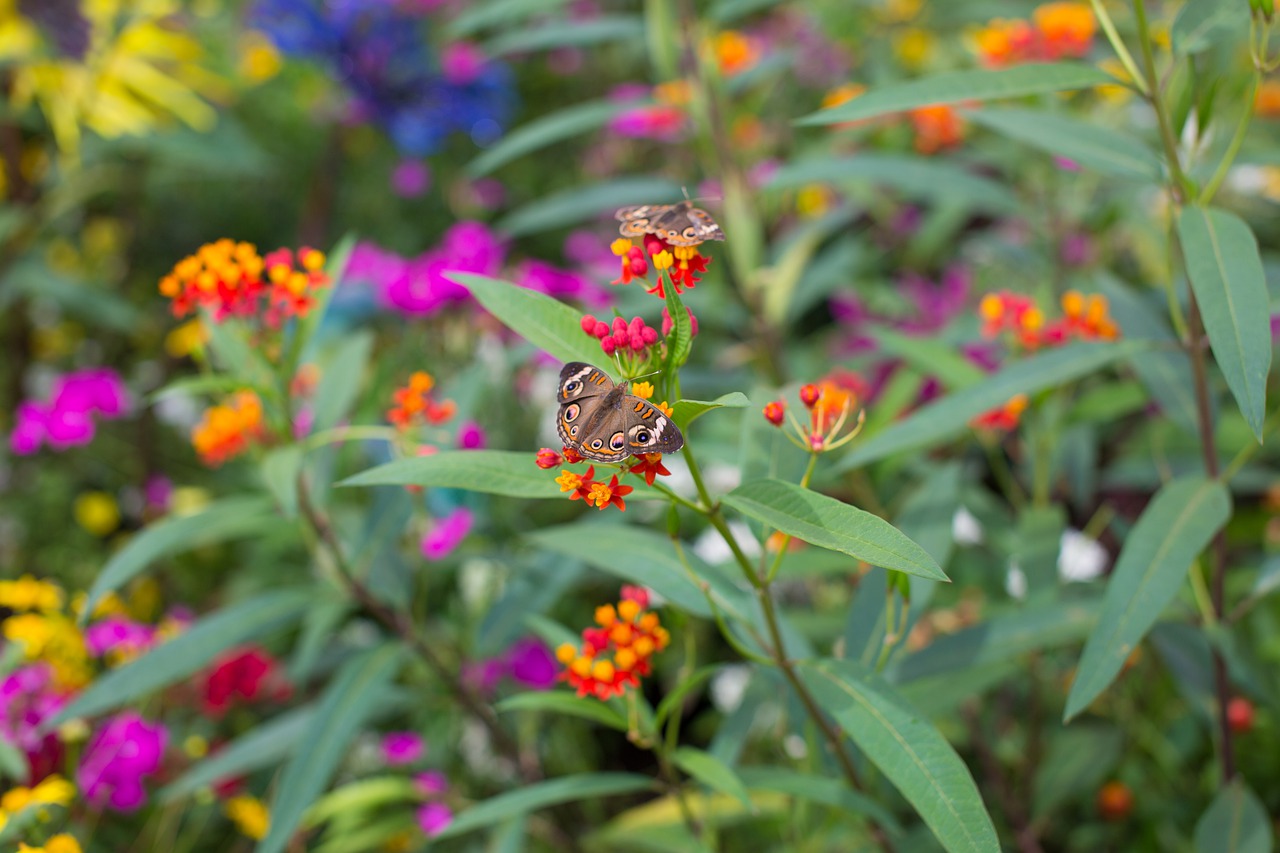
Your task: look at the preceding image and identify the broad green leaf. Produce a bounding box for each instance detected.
[525,523,752,620]
[766,154,1018,214]
[258,644,404,853]
[469,100,624,176]
[1177,207,1271,440]
[160,706,317,802]
[797,63,1113,125]
[798,660,999,853]
[289,598,352,685]
[869,328,985,391]
[735,768,900,832]
[496,691,629,731]
[55,590,312,724]
[671,393,751,429]
[261,446,303,518]
[82,496,280,619]
[496,178,682,236]
[448,272,609,370]
[311,330,373,432]
[672,747,753,811]
[838,341,1146,469]
[1031,725,1122,818]
[304,776,419,828]
[966,108,1160,180]
[434,773,655,840]
[341,450,562,498]
[1065,476,1231,720]
[1172,0,1250,54]
[486,15,644,55]
[723,480,947,581]
[1194,779,1273,853]
[892,461,965,569]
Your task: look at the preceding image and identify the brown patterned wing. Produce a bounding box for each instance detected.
[648,203,725,246]
[616,204,674,239]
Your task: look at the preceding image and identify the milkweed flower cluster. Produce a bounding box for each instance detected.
[579,314,668,378]
[764,378,865,453]
[909,104,966,154]
[159,240,328,325]
[610,234,712,298]
[387,372,456,429]
[555,466,635,512]
[191,391,266,466]
[973,2,1095,67]
[971,394,1030,432]
[556,587,669,700]
[9,369,128,455]
[979,290,1120,350]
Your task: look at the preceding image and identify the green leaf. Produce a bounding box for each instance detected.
[205,317,275,388]
[486,15,644,55]
[258,644,403,853]
[1194,779,1273,853]
[304,776,419,828]
[81,497,281,619]
[311,330,373,432]
[341,450,561,498]
[735,768,900,832]
[797,63,1114,125]
[54,590,312,724]
[261,447,303,518]
[838,341,1146,469]
[0,736,28,783]
[1065,476,1231,721]
[497,177,682,237]
[160,706,317,802]
[469,100,624,176]
[663,284,694,372]
[449,0,564,36]
[672,747,753,811]
[1172,0,1250,54]
[434,773,654,840]
[496,691,629,731]
[1176,207,1271,440]
[965,108,1160,180]
[449,272,608,370]
[798,660,999,853]
[653,665,720,727]
[671,393,751,429]
[149,374,265,403]
[765,154,1018,214]
[722,480,947,581]
[525,523,752,620]
[869,328,985,391]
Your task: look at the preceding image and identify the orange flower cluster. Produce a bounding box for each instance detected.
[556,587,669,700]
[764,373,866,453]
[611,236,712,299]
[555,465,634,511]
[709,30,762,76]
[910,104,966,154]
[974,2,1095,67]
[971,393,1029,432]
[387,372,456,429]
[159,240,329,325]
[980,290,1119,349]
[1257,80,1280,119]
[191,391,266,466]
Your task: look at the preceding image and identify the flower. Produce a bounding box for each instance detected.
[1256,80,1280,119]
[1095,781,1133,821]
[979,290,1118,349]
[608,83,687,140]
[421,508,473,560]
[0,664,69,782]
[159,240,328,324]
[763,401,786,426]
[972,394,1029,432]
[191,391,266,466]
[630,381,655,400]
[505,638,558,690]
[0,773,76,818]
[73,491,120,537]
[621,585,651,608]
[224,794,270,840]
[77,712,167,811]
[628,453,671,486]
[910,104,965,154]
[8,369,129,455]
[556,467,588,495]
[771,378,864,453]
[534,448,563,469]
[974,2,1094,66]
[799,384,821,408]
[414,770,448,796]
[556,591,670,700]
[417,801,453,837]
[202,646,286,716]
[1226,697,1255,733]
[709,30,761,76]
[456,421,487,450]
[0,575,64,612]
[582,314,660,358]
[586,475,634,511]
[3,610,91,690]
[18,833,83,853]
[84,617,156,661]
[388,372,456,429]
[381,731,425,766]
[391,159,431,197]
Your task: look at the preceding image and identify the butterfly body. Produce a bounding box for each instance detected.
[556,362,684,462]
[616,200,725,246]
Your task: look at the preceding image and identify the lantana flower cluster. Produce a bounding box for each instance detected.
[191,390,266,466]
[763,376,865,453]
[610,234,712,298]
[979,289,1120,350]
[974,2,1096,67]
[9,369,128,455]
[556,587,670,700]
[387,371,457,430]
[159,240,329,325]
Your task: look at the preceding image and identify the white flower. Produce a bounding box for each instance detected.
[952,507,983,545]
[1058,529,1107,583]
[710,664,752,713]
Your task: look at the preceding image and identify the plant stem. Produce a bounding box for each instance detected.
[1199,76,1260,206]
[1132,0,1195,202]
[1089,0,1149,96]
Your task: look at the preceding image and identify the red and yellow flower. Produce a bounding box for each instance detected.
[974,2,1095,67]
[388,372,456,429]
[191,391,265,466]
[159,240,328,325]
[556,589,670,700]
[971,394,1029,432]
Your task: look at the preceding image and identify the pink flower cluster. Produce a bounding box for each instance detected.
[9,368,128,454]
[580,314,659,356]
[1,664,68,782]
[378,734,454,838]
[464,637,558,694]
[85,617,157,658]
[661,305,699,338]
[421,507,474,560]
[78,711,168,811]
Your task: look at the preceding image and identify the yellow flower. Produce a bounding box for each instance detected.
[239,31,281,82]
[796,185,834,218]
[74,491,121,537]
[2,612,92,690]
[610,238,633,256]
[46,836,84,853]
[224,795,270,840]
[0,575,64,612]
[654,401,675,418]
[1,774,75,814]
[630,381,654,400]
[184,734,209,758]
[894,28,936,70]
[164,318,207,358]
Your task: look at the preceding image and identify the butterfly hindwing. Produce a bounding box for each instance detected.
[554,363,684,461]
[614,201,725,246]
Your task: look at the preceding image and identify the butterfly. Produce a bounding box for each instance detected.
[616,200,725,247]
[556,362,684,462]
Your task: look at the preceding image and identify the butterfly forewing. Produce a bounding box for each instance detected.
[555,362,684,462]
[614,201,725,246]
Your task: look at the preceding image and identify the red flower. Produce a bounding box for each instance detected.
[535,448,563,469]
[763,401,786,426]
[1227,697,1255,733]
[628,453,671,486]
[202,646,287,716]
[798,384,821,408]
[562,445,583,464]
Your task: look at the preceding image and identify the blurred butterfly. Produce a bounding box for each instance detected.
[556,362,684,462]
[616,201,725,247]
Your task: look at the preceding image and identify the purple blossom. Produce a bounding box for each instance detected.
[392,160,431,198]
[414,770,448,796]
[462,658,505,694]
[1,664,67,780]
[421,507,473,560]
[456,422,486,450]
[8,368,129,454]
[77,712,168,811]
[417,801,453,837]
[85,617,157,658]
[505,637,557,690]
[381,731,425,765]
[144,475,173,513]
[441,42,487,84]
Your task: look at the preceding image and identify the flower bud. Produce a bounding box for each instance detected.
[535,448,563,469]
[1227,697,1255,733]
[1096,781,1133,822]
[763,401,786,426]
[799,384,821,408]
[580,314,598,334]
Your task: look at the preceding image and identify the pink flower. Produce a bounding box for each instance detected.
[442,42,487,84]
[9,402,47,454]
[414,770,448,796]
[55,369,128,417]
[381,731,425,766]
[457,422,486,450]
[392,160,432,198]
[85,618,156,658]
[1,664,67,782]
[505,638,557,690]
[421,508,473,560]
[8,368,129,453]
[77,712,168,811]
[417,802,453,837]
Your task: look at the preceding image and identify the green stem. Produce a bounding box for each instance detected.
[764,452,819,583]
[1199,76,1260,206]
[1089,0,1150,96]
[1133,0,1196,201]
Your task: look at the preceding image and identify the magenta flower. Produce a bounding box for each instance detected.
[392,160,432,198]
[505,637,558,690]
[77,712,168,811]
[417,801,454,837]
[9,403,48,454]
[456,421,486,450]
[381,731,425,766]
[85,617,157,658]
[414,770,448,796]
[8,368,129,454]
[421,507,473,560]
[441,42,487,84]
[1,664,68,781]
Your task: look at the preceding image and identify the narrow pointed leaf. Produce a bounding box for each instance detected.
[1065,476,1230,720]
[1176,207,1271,440]
[797,63,1113,125]
[1194,779,1272,853]
[798,659,998,853]
[496,178,682,236]
[341,450,562,498]
[723,480,947,581]
[672,747,753,810]
[160,706,317,802]
[966,108,1160,180]
[469,100,624,176]
[497,692,628,731]
[257,644,403,853]
[434,773,654,840]
[671,393,751,429]
[735,768,901,831]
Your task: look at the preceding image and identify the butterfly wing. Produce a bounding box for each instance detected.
[620,395,684,454]
[556,362,612,450]
[616,204,669,238]
[649,203,725,247]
